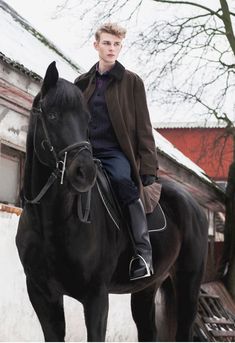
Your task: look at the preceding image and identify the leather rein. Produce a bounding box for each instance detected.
[24,102,94,223]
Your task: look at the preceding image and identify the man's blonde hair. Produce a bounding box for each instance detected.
[95,22,127,41]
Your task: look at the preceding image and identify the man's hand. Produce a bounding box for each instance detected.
[141,174,157,186]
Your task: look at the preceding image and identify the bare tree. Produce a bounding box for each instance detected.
[145,0,235,300]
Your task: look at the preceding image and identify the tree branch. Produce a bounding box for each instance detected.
[220,0,235,55]
[153,0,224,18]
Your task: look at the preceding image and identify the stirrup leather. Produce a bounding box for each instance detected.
[129,254,152,281]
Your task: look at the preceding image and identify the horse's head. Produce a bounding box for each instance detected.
[31,61,96,193]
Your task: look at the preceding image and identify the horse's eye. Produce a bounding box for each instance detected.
[48,112,57,121]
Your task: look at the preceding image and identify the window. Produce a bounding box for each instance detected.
[0,144,25,206]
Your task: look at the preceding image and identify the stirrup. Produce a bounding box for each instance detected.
[129,254,153,281]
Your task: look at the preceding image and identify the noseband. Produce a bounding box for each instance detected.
[25,101,93,206]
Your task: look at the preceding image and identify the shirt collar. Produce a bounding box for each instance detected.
[88,61,125,81]
[95,63,112,77]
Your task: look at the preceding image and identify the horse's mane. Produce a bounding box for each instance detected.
[33,78,88,114]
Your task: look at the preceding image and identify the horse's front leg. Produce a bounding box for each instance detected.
[26,277,65,342]
[83,285,109,342]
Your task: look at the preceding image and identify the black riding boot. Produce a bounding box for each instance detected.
[127,199,153,281]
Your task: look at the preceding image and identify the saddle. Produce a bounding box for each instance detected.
[96,163,167,232]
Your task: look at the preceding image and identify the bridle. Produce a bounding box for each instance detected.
[25,100,94,217]
[33,101,92,179]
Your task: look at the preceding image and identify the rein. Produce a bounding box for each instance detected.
[25,103,93,225]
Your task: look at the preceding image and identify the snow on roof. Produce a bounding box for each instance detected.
[0,1,84,81]
[153,130,213,184]
[153,121,227,129]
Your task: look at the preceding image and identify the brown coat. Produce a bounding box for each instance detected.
[74,61,161,212]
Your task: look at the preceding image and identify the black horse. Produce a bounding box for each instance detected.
[16,62,208,342]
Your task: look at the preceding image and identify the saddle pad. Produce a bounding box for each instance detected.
[96,163,167,232]
[146,202,167,232]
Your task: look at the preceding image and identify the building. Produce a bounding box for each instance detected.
[155,121,233,190]
[0,0,83,207]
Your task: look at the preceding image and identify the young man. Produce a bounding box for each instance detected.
[74,23,158,281]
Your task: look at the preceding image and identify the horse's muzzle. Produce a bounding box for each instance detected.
[66,152,97,193]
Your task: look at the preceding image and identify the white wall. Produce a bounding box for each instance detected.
[0,210,137,342]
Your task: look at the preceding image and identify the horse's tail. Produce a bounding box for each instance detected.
[160,178,208,261]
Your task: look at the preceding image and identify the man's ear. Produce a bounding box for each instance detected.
[94,41,98,51]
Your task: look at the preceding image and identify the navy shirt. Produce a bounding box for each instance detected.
[88,67,120,152]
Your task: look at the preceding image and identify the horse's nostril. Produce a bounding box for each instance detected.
[76,168,85,179]
[67,158,96,193]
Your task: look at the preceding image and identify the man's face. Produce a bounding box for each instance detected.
[94,32,123,64]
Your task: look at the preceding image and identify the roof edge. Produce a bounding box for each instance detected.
[0,0,84,75]
[0,52,42,81]
[153,121,229,129]
[157,147,225,198]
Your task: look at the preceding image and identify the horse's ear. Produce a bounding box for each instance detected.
[41,61,59,96]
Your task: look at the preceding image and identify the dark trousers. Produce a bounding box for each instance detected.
[94,149,139,207]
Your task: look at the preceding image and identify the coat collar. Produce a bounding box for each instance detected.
[87,60,125,81]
